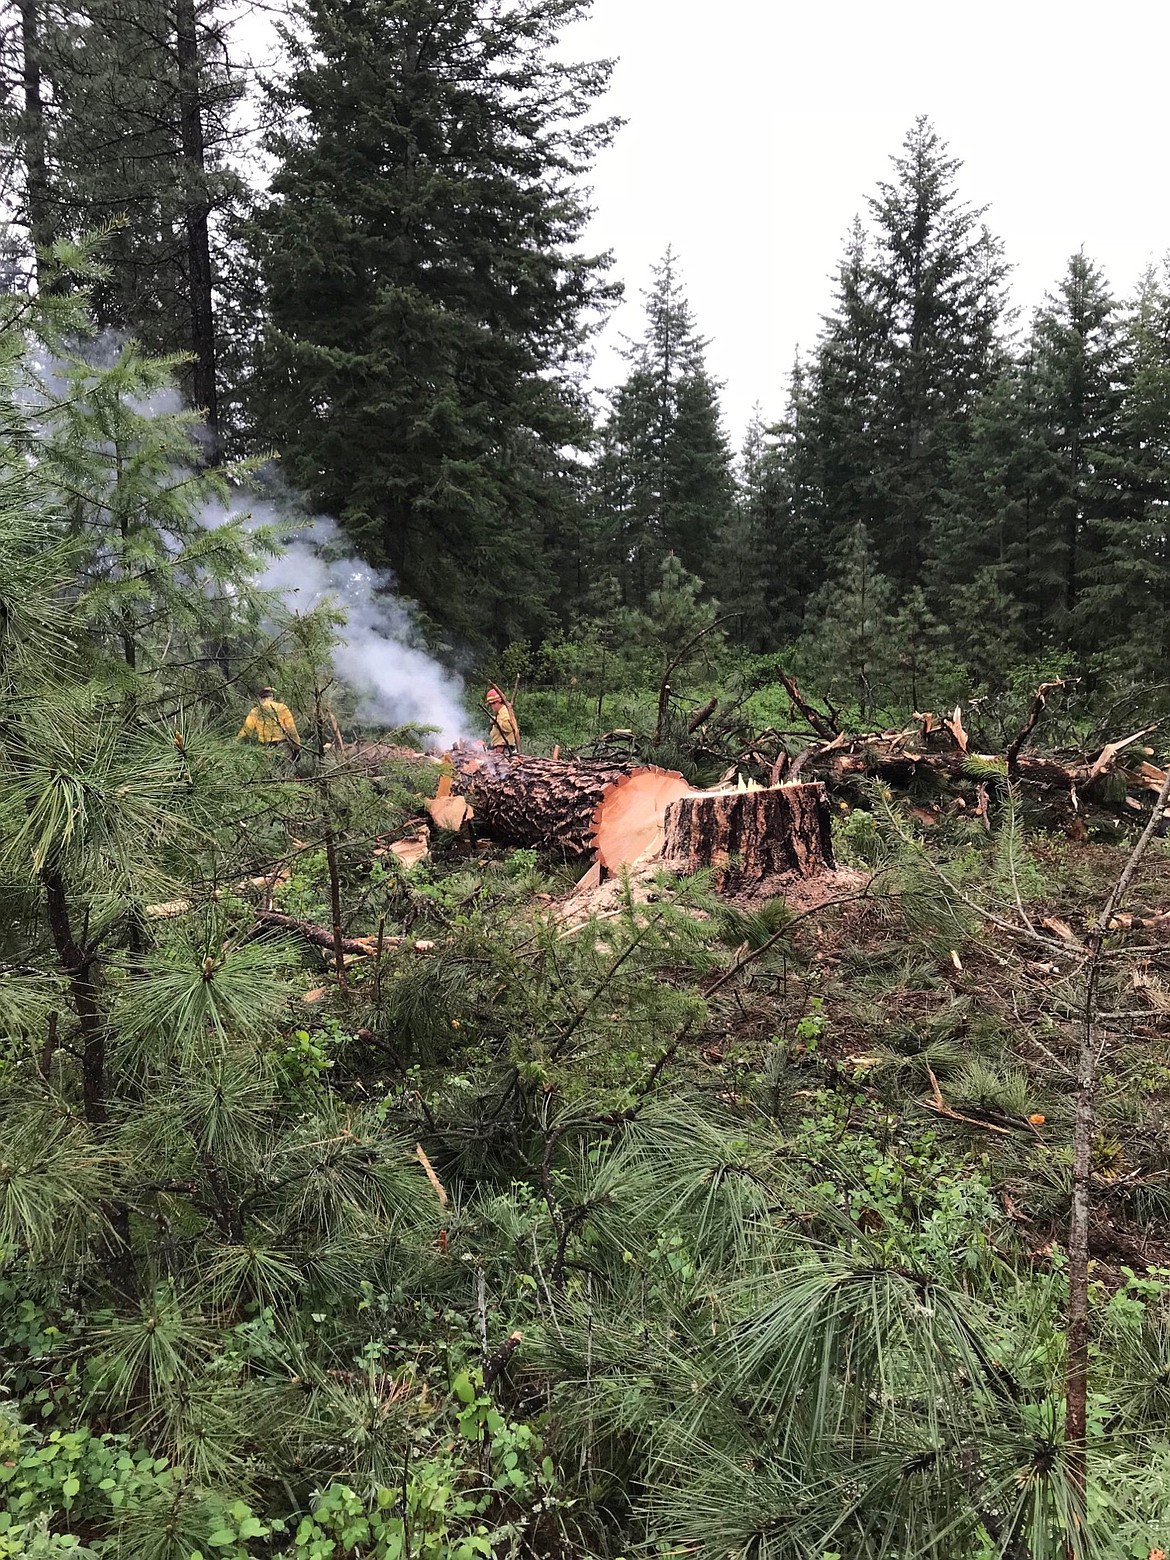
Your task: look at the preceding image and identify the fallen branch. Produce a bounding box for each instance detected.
[779,670,838,740]
[1005,680,1069,776]
[255,910,385,957]
[921,1065,1016,1136]
[688,696,719,733]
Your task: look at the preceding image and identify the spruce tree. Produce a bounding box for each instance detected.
[930,352,1066,676]
[1030,251,1128,643]
[251,0,617,646]
[794,120,1009,592]
[593,248,733,609]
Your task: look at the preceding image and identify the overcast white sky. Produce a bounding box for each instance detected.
[571,0,1170,444]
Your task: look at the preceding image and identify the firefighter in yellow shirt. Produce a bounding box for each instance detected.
[485,686,520,755]
[238,686,301,760]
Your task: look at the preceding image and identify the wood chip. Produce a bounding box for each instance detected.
[426,794,473,832]
[388,831,430,870]
[1040,915,1080,944]
[943,705,969,753]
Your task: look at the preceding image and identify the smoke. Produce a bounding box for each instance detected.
[20,327,470,747]
[203,496,470,750]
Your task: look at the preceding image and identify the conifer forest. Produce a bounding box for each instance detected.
[4,0,1170,1556]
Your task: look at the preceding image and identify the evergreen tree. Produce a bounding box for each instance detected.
[1031,251,1128,643]
[867,118,1009,584]
[712,410,770,649]
[929,352,1067,675]
[793,119,1009,592]
[1077,261,1170,674]
[593,248,733,608]
[251,0,617,647]
[802,522,895,722]
[0,0,246,444]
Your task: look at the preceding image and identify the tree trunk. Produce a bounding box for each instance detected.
[662,783,835,889]
[450,749,693,868]
[18,0,53,272]
[175,0,219,453]
[41,866,106,1126]
[824,744,1097,793]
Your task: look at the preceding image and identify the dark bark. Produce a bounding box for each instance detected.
[18,0,53,269]
[175,0,219,451]
[41,866,106,1125]
[482,1330,522,1391]
[451,749,671,860]
[662,782,835,888]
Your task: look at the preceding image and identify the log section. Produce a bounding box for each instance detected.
[662,782,835,887]
[449,748,693,867]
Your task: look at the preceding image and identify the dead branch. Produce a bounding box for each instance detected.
[1005,679,1068,776]
[688,696,719,733]
[255,909,387,957]
[778,669,838,740]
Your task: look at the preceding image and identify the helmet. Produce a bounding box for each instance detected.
[486,686,504,705]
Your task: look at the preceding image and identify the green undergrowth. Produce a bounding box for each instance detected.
[7,764,1170,1558]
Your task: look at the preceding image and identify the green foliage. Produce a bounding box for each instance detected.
[591,248,734,611]
[251,0,618,648]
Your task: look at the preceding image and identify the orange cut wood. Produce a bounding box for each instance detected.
[448,748,690,867]
[426,794,473,832]
[590,768,696,869]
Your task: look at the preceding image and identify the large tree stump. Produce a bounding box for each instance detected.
[449,747,693,867]
[662,782,835,888]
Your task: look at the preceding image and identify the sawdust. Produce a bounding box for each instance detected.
[555,854,871,932]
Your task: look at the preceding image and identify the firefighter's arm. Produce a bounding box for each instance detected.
[504,704,521,753]
[237,710,257,740]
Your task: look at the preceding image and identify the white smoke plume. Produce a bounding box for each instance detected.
[22,328,470,747]
[203,497,470,750]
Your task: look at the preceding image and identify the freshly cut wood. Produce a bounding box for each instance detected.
[384,830,430,870]
[449,747,693,866]
[426,793,473,832]
[662,782,835,887]
[593,766,697,869]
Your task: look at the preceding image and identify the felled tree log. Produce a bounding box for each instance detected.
[450,748,693,867]
[825,745,1104,792]
[662,782,835,887]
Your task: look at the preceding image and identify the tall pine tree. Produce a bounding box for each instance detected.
[793,119,1009,592]
[251,0,617,647]
[592,248,733,609]
[0,0,245,445]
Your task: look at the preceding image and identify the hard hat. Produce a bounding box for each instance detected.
[260,685,276,698]
[486,686,504,704]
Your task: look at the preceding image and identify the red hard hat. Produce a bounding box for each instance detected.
[486,686,504,703]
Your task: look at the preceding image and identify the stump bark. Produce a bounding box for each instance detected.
[662,782,835,887]
[449,747,693,867]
